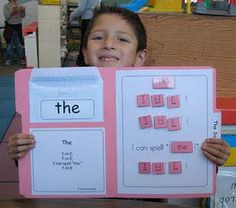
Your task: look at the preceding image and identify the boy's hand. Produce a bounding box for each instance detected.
[7,133,35,160]
[201,138,231,166]
[18,6,25,12]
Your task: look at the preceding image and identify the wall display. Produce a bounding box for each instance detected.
[221,125,236,166]
[16,67,219,198]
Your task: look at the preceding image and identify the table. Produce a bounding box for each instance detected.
[0,199,200,208]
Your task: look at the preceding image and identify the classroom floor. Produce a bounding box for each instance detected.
[0,49,25,75]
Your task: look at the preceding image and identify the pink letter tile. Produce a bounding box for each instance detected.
[154,115,167,128]
[137,94,150,107]
[139,115,153,129]
[169,161,182,174]
[167,95,180,108]
[167,117,181,131]
[152,162,165,174]
[139,162,151,174]
[153,76,175,89]
[151,94,165,107]
[171,141,193,153]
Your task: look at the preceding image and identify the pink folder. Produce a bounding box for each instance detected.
[15,66,218,198]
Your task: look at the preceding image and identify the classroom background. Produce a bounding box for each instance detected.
[0,1,236,208]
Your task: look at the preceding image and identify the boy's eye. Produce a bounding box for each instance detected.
[118,37,130,42]
[91,35,104,40]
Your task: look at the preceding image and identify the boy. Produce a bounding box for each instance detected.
[8,5,230,167]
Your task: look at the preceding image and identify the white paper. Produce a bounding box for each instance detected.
[31,128,106,195]
[116,68,216,195]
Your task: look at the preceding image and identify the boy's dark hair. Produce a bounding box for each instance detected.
[83,4,147,52]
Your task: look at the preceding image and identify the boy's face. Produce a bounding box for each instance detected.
[83,14,147,67]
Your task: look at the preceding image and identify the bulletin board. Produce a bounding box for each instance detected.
[15,66,219,198]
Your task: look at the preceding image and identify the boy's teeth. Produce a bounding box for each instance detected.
[100,56,118,61]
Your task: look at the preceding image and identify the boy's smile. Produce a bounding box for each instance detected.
[83,14,147,67]
[98,53,119,62]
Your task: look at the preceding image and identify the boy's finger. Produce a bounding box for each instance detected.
[8,136,35,147]
[202,143,230,158]
[208,143,230,156]
[202,151,225,166]
[205,138,230,148]
[9,149,30,160]
[8,144,35,154]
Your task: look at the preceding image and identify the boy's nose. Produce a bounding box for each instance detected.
[103,38,115,50]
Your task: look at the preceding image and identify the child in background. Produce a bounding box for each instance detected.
[3,0,25,65]
[8,5,230,168]
[69,0,100,66]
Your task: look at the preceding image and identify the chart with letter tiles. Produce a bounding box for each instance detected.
[16,67,219,198]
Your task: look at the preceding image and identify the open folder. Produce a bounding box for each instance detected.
[15,66,220,198]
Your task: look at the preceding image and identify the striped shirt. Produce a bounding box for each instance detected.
[4,2,25,25]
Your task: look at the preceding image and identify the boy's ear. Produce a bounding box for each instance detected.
[82,48,89,65]
[134,49,148,67]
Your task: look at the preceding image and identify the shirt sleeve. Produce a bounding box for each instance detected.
[70,0,87,23]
